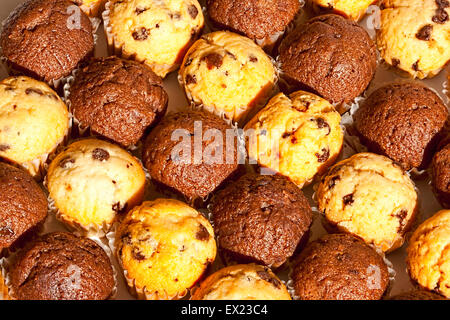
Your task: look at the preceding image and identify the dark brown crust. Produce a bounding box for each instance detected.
[431,143,450,208]
[292,234,389,300]
[389,290,447,300]
[206,0,301,41]
[278,14,377,105]
[69,56,168,147]
[354,82,448,170]
[10,232,115,300]
[0,0,94,82]
[0,163,47,251]
[211,173,313,267]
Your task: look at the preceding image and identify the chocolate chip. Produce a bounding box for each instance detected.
[315,148,330,163]
[92,148,110,161]
[135,6,147,14]
[112,202,127,214]
[0,144,10,152]
[25,88,43,95]
[188,4,198,19]
[282,132,291,139]
[184,57,193,67]
[343,194,354,206]
[132,248,146,261]
[132,27,148,41]
[394,209,408,232]
[328,175,340,189]
[315,118,331,135]
[412,61,420,71]
[195,224,210,241]
[436,0,450,8]
[257,270,281,289]
[392,58,400,67]
[185,74,197,85]
[59,157,75,169]
[249,55,258,62]
[203,53,223,70]
[121,232,132,245]
[432,8,449,23]
[416,25,433,40]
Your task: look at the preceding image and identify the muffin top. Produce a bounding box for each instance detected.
[389,290,447,300]
[47,139,146,231]
[316,153,418,252]
[211,173,312,267]
[292,233,390,300]
[311,0,375,21]
[432,143,450,208]
[278,14,376,106]
[116,199,217,299]
[0,162,47,251]
[355,82,448,170]
[191,264,291,300]
[69,56,168,147]
[1,0,94,82]
[244,90,343,188]
[10,232,115,300]
[206,0,301,41]
[142,110,239,202]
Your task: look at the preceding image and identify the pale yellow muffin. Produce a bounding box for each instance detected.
[74,0,107,16]
[191,264,291,300]
[47,139,146,232]
[316,152,418,252]
[0,76,69,177]
[179,31,277,123]
[105,0,204,78]
[244,91,343,188]
[116,199,217,300]
[377,0,450,79]
[407,210,450,298]
[310,0,376,21]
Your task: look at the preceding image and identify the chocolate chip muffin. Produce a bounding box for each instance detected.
[211,173,313,267]
[0,162,47,252]
[389,290,447,300]
[68,56,168,147]
[278,14,377,108]
[355,82,448,170]
[431,143,450,208]
[142,111,239,203]
[292,234,390,300]
[1,0,94,83]
[10,232,115,300]
[206,0,301,50]
[310,0,376,21]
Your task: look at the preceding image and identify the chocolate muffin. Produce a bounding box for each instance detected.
[278,14,377,107]
[355,82,448,170]
[431,143,450,208]
[10,232,115,300]
[1,0,94,83]
[389,290,447,300]
[142,111,239,203]
[0,162,47,252]
[211,173,313,267]
[292,234,390,300]
[69,56,168,147]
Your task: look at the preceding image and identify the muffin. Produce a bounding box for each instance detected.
[0,162,47,252]
[431,143,450,208]
[191,264,291,300]
[103,0,204,78]
[0,76,70,177]
[73,0,107,17]
[309,0,376,21]
[10,232,115,300]
[278,14,377,109]
[407,209,450,298]
[47,139,146,232]
[292,234,390,300]
[206,0,301,51]
[244,90,344,188]
[116,199,217,300]
[142,111,239,204]
[68,56,168,147]
[389,290,447,300]
[316,153,418,252]
[354,82,448,170]
[179,31,277,123]
[211,173,313,267]
[377,0,450,79]
[1,0,94,84]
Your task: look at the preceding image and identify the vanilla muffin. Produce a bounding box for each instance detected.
[47,139,146,232]
[74,0,107,16]
[104,0,204,78]
[310,0,376,21]
[407,209,450,298]
[191,264,291,300]
[116,199,217,300]
[244,91,343,188]
[179,31,277,123]
[0,76,69,177]
[377,0,450,79]
[316,153,418,252]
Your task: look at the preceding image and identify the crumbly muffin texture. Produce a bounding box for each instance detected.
[316,153,418,252]
[179,31,277,123]
[244,91,343,188]
[191,264,291,300]
[310,0,376,21]
[0,76,69,168]
[407,209,450,298]
[116,199,217,299]
[106,0,204,78]
[432,143,450,208]
[377,0,450,79]
[47,139,146,230]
